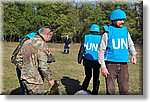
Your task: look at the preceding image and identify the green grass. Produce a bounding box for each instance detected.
[2,42,143,95]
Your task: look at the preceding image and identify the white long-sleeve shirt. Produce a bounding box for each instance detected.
[98,32,137,68]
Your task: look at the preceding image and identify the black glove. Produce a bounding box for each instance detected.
[78,57,82,64]
[47,54,55,63]
[78,44,84,64]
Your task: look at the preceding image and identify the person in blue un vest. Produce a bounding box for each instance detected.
[78,24,101,95]
[98,9,137,95]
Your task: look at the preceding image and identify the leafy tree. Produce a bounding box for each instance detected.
[2,1,143,44]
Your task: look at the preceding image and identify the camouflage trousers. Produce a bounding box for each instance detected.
[22,80,47,95]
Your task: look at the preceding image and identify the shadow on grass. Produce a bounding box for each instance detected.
[1,87,23,95]
[10,87,23,95]
[61,76,81,95]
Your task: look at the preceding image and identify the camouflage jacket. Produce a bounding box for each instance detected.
[16,35,53,84]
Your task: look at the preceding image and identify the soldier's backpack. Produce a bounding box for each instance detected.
[11,37,30,65]
[11,35,56,65]
[11,31,37,65]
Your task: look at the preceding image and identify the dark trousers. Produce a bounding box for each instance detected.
[81,59,101,95]
[64,44,70,54]
[105,61,129,95]
[16,66,25,94]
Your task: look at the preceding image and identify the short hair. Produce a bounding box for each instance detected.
[43,26,52,30]
[41,26,53,35]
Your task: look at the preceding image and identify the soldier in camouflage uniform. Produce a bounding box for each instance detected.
[16,26,54,94]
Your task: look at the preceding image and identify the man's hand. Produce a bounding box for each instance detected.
[131,55,137,64]
[49,80,62,95]
[68,44,70,47]
[101,67,109,78]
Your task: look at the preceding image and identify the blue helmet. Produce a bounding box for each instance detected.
[110,9,126,20]
[90,24,100,33]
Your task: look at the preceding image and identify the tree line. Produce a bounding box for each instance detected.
[2,1,143,44]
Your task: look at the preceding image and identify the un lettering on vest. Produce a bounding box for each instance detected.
[85,42,99,51]
[112,38,128,49]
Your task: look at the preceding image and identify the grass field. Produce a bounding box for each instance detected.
[2,42,143,95]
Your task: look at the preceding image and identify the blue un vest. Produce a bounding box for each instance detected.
[83,34,101,61]
[105,26,129,62]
